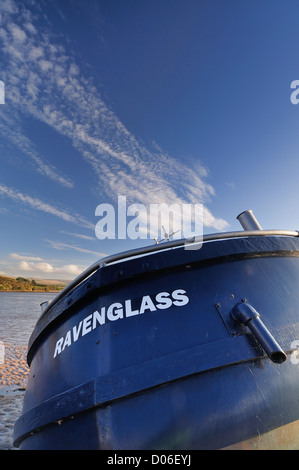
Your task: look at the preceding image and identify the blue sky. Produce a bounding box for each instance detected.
[1,0,299,280]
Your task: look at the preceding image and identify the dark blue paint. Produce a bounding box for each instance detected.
[13,236,299,449]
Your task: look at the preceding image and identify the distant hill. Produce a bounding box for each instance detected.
[0,275,68,292]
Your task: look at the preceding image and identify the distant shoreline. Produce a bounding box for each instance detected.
[0,275,68,293]
[0,290,63,293]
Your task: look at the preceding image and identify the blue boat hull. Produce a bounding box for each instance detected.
[14,236,299,449]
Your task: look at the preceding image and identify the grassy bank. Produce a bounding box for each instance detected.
[0,275,67,292]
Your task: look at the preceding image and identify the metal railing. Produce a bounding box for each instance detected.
[40,225,299,318]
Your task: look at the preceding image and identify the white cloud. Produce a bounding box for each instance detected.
[0,0,229,231]
[0,183,93,229]
[18,260,83,277]
[28,45,43,60]
[0,0,18,14]
[23,22,37,35]
[4,251,85,279]
[10,253,44,261]
[60,231,96,241]
[38,59,52,72]
[8,23,27,42]
[19,260,53,272]
[0,102,74,188]
[69,63,79,75]
[57,264,83,276]
[45,239,106,257]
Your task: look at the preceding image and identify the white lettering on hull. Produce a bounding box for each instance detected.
[53,288,189,358]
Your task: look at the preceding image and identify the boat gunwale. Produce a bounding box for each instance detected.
[39,229,299,320]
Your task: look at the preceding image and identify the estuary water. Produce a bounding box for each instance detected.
[0,292,57,347]
[0,292,57,450]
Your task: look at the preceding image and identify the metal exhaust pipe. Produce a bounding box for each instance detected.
[237,210,262,231]
[231,301,286,364]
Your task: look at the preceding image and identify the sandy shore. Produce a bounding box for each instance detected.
[0,343,29,450]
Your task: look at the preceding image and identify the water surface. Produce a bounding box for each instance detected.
[0,292,57,347]
[0,292,57,449]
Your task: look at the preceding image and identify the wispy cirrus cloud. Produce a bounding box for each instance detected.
[10,253,44,261]
[59,231,96,241]
[0,0,228,231]
[0,109,74,188]
[45,239,106,257]
[0,183,93,229]
[0,3,74,188]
